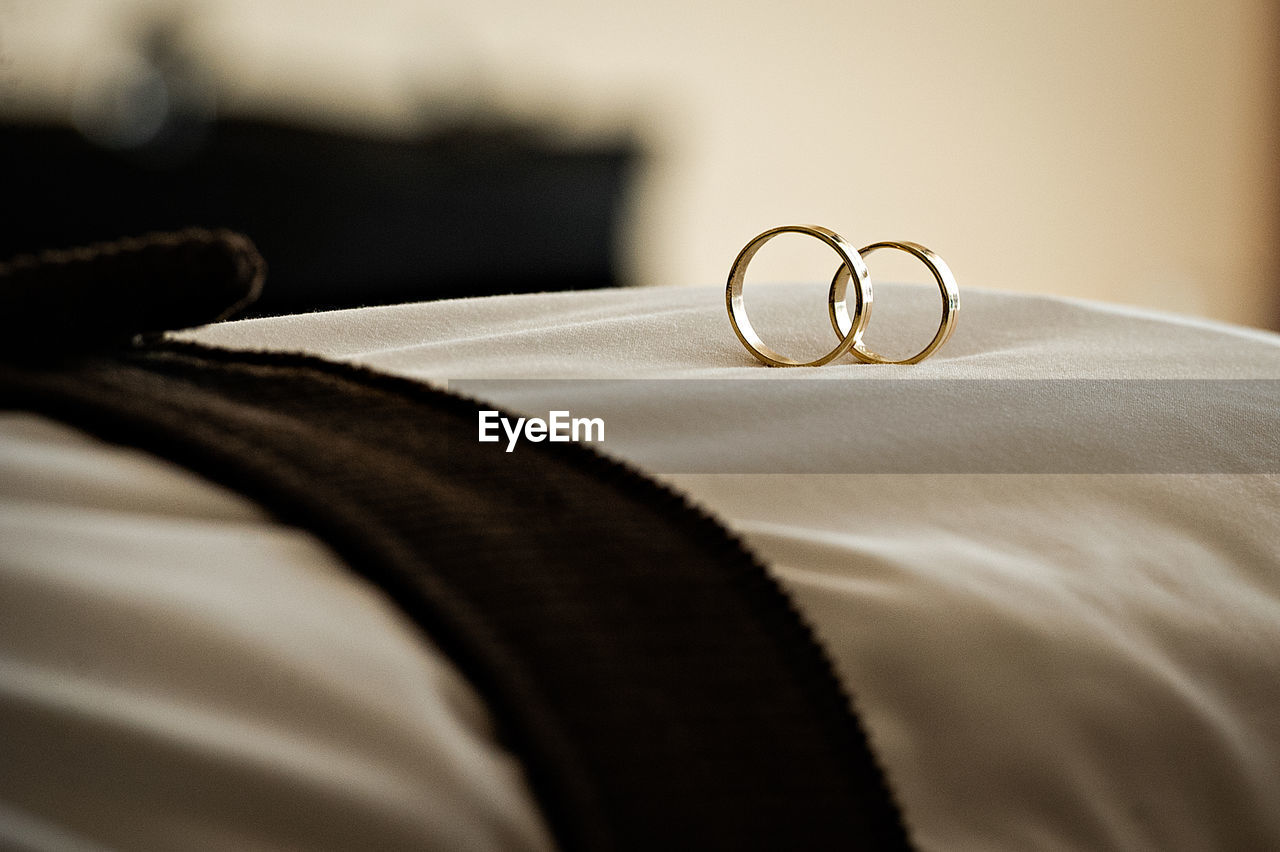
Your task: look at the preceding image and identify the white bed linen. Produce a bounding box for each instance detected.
[0,414,557,851]
[3,282,1279,850]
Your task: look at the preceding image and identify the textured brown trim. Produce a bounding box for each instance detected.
[0,230,264,352]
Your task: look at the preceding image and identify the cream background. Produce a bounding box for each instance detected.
[3,0,1277,327]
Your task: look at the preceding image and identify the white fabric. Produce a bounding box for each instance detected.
[0,417,556,851]
[3,281,1279,850]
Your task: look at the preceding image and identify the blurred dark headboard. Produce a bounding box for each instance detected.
[1,119,638,316]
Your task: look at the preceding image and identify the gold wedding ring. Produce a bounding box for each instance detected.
[829,240,958,365]
[725,225,872,367]
[726,226,958,366]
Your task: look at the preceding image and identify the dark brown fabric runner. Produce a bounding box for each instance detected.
[1,233,912,850]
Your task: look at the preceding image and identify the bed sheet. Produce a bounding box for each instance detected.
[3,281,1279,850]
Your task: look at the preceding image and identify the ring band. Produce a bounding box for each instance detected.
[828,240,958,365]
[725,225,872,367]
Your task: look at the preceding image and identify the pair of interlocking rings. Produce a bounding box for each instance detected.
[726,224,959,366]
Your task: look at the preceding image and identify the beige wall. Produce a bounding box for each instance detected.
[6,0,1278,327]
